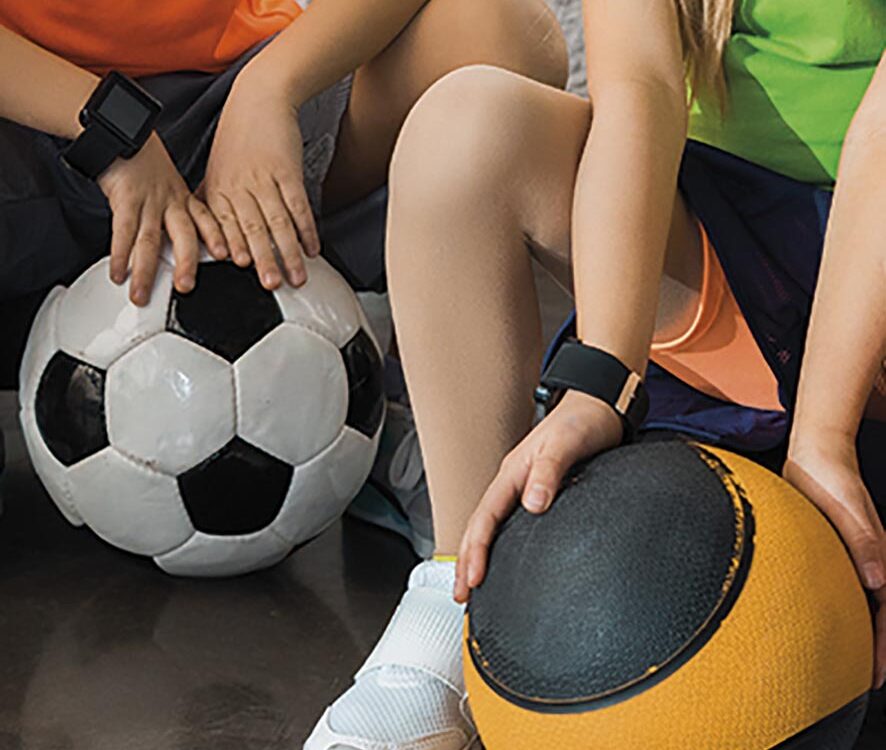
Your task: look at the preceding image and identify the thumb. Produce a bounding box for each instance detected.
[522,438,586,514]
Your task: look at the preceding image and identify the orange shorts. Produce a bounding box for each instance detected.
[651,225,783,413]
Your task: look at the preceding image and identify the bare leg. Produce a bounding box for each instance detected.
[322,0,568,212]
[386,66,702,555]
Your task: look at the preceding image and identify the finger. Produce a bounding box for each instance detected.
[785,459,886,589]
[278,176,321,258]
[109,201,140,285]
[233,190,283,290]
[128,204,164,306]
[455,542,472,604]
[165,203,199,294]
[524,427,592,513]
[462,461,529,593]
[463,510,502,592]
[255,183,306,286]
[522,454,569,514]
[188,195,227,260]
[830,504,884,590]
[208,192,250,267]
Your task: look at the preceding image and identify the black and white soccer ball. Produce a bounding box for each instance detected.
[18,250,385,577]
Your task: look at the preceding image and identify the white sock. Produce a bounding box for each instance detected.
[326,560,470,745]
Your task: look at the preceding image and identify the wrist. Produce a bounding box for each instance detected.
[538,338,649,443]
[64,72,162,180]
[66,73,102,140]
[237,54,308,109]
[787,421,859,470]
[789,413,858,452]
[557,389,624,448]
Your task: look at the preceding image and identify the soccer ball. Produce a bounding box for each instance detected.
[18,250,385,577]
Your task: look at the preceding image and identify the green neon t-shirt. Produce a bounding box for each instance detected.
[689,0,886,186]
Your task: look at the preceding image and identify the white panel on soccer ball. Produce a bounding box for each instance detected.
[56,257,173,369]
[67,447,194,556]
[272,426,377,546]
[273,256,362,348]
[17,286,63,412]
[154,528,291,578]
[235,324,347,465]
[19,406,82,525]
[106,332,235,476]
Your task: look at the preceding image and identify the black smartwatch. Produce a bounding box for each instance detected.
[62,71,163,180]
[535,338,650,443]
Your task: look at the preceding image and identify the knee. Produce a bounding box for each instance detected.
[389,66,533,213]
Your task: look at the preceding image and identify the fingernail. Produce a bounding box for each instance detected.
[131,289,147,306]
[263,272,279,288]
[525,486,549,512]
[863,563,885,590]
[877,670,886,691]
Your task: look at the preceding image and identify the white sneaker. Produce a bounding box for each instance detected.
[305,561,475,750]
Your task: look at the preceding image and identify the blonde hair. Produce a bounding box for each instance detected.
[674,0,735,107]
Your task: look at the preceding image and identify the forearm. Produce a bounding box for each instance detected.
[572,84,687,374]
[242,0,427,105]
[792,128,886,445]
[0,25,97,139]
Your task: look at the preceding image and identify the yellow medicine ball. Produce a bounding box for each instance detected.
[464,441,874,750]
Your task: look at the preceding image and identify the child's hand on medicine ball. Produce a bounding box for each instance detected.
[454,390,623,604]
[783,442,886,690]
[98,133,225,306]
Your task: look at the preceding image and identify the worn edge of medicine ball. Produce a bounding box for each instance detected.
[466,443,756,714]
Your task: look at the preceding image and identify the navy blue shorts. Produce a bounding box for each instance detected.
[547,141,885,507]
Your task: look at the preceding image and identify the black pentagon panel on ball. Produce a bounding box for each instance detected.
[35,351,109,466]
[177,437,293,536]
[166,262,283,362]
[341,328,384,438]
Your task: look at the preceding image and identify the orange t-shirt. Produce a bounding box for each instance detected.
[0,0,301,77]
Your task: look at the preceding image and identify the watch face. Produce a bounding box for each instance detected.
[95,85,151,141]
[89,71,162,148]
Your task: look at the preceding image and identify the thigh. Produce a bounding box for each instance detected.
[0,121,104,300]
[0,119,55,205]
[323,0,567,212]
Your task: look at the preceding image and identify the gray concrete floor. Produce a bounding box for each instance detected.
[0,266,883,748]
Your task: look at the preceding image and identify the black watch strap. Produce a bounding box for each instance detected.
[538,339,650,442]
[62,124,127,180]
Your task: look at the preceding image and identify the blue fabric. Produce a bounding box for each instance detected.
[545,140,884,506]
